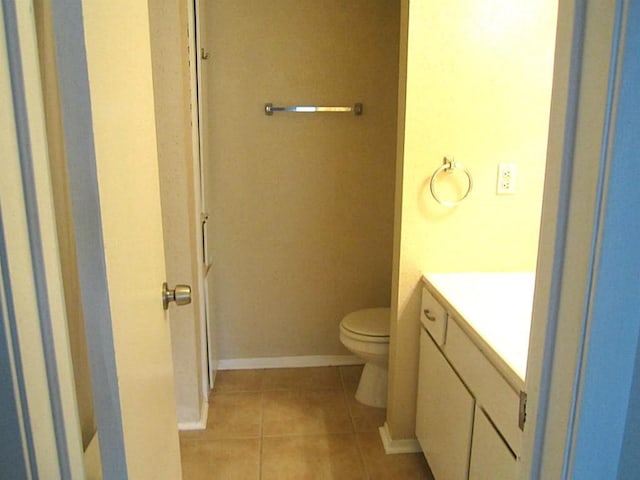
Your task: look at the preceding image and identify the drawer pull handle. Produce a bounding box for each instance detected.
[423,309,437,321]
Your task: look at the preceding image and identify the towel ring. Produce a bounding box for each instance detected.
[429,157,473,207]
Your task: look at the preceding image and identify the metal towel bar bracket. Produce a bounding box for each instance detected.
[265,103,363,116]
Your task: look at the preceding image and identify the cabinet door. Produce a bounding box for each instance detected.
[416,330,475,480]
[469,407,518,480]
[446,319,522,454]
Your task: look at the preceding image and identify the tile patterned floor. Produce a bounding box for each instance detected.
[180,365,434,480]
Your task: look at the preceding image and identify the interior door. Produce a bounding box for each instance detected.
[50,0,183,478]
[194,0,218,385]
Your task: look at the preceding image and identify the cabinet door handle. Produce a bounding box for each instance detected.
[423,309,437,321]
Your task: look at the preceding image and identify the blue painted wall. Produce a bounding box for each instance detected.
[611,2,640,476]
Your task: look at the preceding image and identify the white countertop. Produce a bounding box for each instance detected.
[423,272,535,383]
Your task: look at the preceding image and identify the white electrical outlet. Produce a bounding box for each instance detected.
[497,163,517,194]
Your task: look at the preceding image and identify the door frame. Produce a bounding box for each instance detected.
[189,0,217,390]
[2,0,86,476]
[47,0,141,476]
[189,0,214,397]
[522,0,640,477]
[7,0,639,477]
[50,0,183,476]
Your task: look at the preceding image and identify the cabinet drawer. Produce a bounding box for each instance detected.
[445,319,522,455]
[421,287,447,346]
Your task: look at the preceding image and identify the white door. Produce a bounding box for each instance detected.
[193,0,218,385]
[48,0,182,478]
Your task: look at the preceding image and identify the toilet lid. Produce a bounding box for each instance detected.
[341,308,390,337]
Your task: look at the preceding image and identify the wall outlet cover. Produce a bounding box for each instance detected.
[497,163,517,194]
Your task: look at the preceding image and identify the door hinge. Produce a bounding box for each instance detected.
[519,390,527,430]
[201,212,209,266]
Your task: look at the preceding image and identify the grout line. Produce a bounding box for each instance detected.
[258,368,265,393]
[260,431,356,438]
[354,428,372,480]
[341,370,372,478]
[341,374,358,433]
[338,365,346,388]
[339,365,361,432]
[258,390,264,480]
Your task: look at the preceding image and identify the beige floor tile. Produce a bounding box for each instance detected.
[178,429,209,442]
[263,366,342,391]
[180,436,260,480]
[262,389,353,436]
[213,369,264,393]
[261,434,366,480]
[181,366,429,480]
[340,366,387,432]
[345,392,387,433]
[206,392,262,438]
[357,431,433,480]
[339,365,364,391]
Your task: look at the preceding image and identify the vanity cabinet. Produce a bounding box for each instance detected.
[416,284,521,480]
[416,330,475,480]
[469,406,518,480]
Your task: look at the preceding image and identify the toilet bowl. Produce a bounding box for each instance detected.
[339,307,390,408]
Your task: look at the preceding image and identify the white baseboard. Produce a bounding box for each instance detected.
[178,399,208,431]
[378,422,422,454]
[217,355,363,370]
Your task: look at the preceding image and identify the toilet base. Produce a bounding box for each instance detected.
[355,362,388,408]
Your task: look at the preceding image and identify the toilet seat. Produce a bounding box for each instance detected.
[340,308,390,342]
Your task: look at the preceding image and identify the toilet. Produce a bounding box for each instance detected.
[339,307,390,408]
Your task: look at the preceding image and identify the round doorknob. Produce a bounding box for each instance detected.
[162,282,192,310]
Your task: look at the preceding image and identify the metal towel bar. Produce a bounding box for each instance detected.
[265,103,363,116]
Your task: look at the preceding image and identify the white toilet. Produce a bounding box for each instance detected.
[339,307,390,408]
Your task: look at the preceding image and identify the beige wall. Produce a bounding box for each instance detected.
[387,0,558,439]
[206,0,400,359]
[148,0,204,423]
[34,0,96,449]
